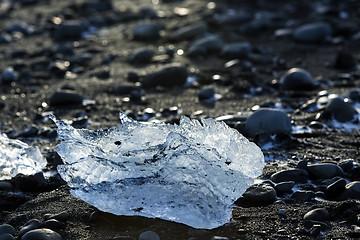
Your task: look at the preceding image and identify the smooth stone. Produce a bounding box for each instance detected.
[40,220,65,230]
[0,34,11,44]
[187,35,223,57]
[210,237,229,240]
[325,97,358,122]
[334,50,357,70]
[1,67,17,84]
[43,212,69,222]
[129,48,154,64]
[271,169,309,183]
[0,225,15,235]
[307,163,344,179]
[245,109,292,138]
[280,68,316,91]
[274,181,295,193]
[18,219,41,237]
[293,22,332,43]
[170,23,207,41]
[325,178,346,196]
[220,42,252,59]
[133,22,161,41]
[21,228,62,240]
[339,159,354,172]
[0,233,15,240]
[0,182,13,191]
[141,66,188,88]
[339,181,360,200]
[242,183,277,205]
[10,172,47,192]
[349,90,360,102]
[54,21,86,41]
[291,190,315,202]
[5,22,34,35]
[218,12,253,26]
[49,91,83,106]
[198,87,215,100]
[9,125,38,138]
[303,208,329,222]
[114,85,142,95]
[278,209,287,215]
[138,230,160,240]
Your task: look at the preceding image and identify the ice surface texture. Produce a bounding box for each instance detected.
[52,113,264,229]
[0,132,47,180]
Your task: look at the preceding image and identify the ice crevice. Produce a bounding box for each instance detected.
[51,112,264,229]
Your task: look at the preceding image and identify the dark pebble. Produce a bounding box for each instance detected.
[280,68,316,91]
[0,233,15,240]
[291,190,315,202]
[127,71,140,82]
[8,125,38,138]
[0,182,13,191]
[1,67,17,84]
[18,219,41,237]
[54,21,86,41]
[271,169,309,183]
[129,48,154,64]
[40,220,65,230]
[49,91,83,106]
[334,49,357,70]
[21,228,62,240]
[325,97,358,122]
[338,181,360,200]
[338,159,354,172]
[170,23,207,41]
[220,42,252,59]
[44,212,69,222]
[274,181,295,194]
[245,109,292,138]
[306,163,344,179]
[114,85,141,95]
[242,183,277,206]
[198,87,215,100]
[187,35,223,58]
[349,90,360,102]
[10,172,47,192]
[293,22,332,43]
[325,178,346,196]
[141,66,188,88]
[0,225,15,235]
[133,22,161,41]
[303,208,329,222]
[138,230,160,240]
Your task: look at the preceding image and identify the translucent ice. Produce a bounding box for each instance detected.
[52,113,264,229]
[0,132,47,180]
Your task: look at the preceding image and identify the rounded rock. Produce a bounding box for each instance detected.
[187,35,223,58]
[138,230,160,240]
[325,97,358,123]
[280,68,316,91]
[18,219,41,237]
[0,233,15,240]
[339,181,360,200]
[129,49,154,64]
[274,181,295,194]
[198,87,215,100]
[49,91,84,106]
[307,163,344,179]
[326,178,346,196]
[54,21,86,41]
[170,23,207,41]
[221,42,252,59]
[43,212,69,222]
[1,67,17,84]
[141,66,187,88]
[242,183,277,205]
[40,220,65,230]
[293,22,332,43]
[0,225,15,235]
[21,228,62,240]
[245,109,292,138]
[303,208,329,222]
[271,169,309,183]
[334,50,357,70]
[133,22,161,41]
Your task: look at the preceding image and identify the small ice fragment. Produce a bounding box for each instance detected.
[0,132,47,180]
[52,113,264,229]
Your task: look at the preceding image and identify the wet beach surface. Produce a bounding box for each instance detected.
[0,0,360,239]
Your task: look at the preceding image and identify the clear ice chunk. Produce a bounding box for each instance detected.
[52,113,264,229]
[0,132,47,180]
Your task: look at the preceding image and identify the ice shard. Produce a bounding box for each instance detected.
[0,132,47,180]
[52,113,264,229]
